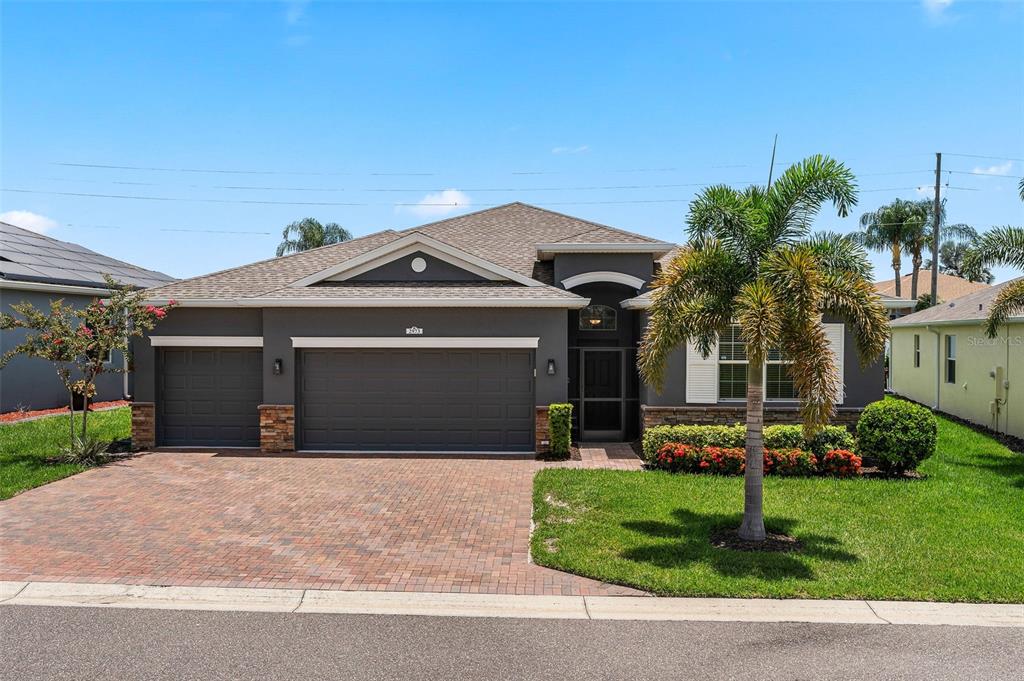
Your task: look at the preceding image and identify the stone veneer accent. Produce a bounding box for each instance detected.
[259,404,295,453]
[641,405,863,432]
[131,402,155,450]
[535,406,550,454]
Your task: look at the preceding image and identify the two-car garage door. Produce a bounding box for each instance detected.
[298,348,535,452]
[155,345,535,452]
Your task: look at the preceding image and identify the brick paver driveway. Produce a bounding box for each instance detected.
[0,449,641,595]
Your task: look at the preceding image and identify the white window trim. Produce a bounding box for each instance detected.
[149,336,264,347]
[289,232,543,288]
[291,336,540,349]
[560,271,645,290]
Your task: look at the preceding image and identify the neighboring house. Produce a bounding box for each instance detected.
[889,279,1023,440]
[0,222,175,412]
[135,203,882,454]
[873,270,990,319]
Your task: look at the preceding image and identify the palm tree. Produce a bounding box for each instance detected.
[970,226,1024,337]
[855,199,923,299]
[276,218,352,256]
[903,199,975,300]
[924,240,994,284]
[638,155,888,542]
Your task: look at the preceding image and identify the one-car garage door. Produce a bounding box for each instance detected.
[298,348,535,452]
[157,348,262,447]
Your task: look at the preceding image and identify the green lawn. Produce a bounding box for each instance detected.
[0,407,130,500]
[533,413,1024,602]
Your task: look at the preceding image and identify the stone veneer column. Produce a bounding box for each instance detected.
[259,405,295,453]
[535,406,551,454]
[131,402,155,450]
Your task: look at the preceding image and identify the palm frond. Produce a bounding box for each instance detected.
[819,272,889,366]
[685,185,752,258]
[803,231,873,279]
[984,280,1024,338]
[733,279,782,365]
[764,155,858,247]
[971,226,1024,270]
[779,317,840,434]
[763,246,823,320]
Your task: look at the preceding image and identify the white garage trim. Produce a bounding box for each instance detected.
[291,336,540,349]
[560,271,645,290]
[150,336,264,347]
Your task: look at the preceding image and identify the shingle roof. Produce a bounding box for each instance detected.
[0,221,174,289]
[873,270,989,303]
[144,203,666,304]
[890,277,1023,326]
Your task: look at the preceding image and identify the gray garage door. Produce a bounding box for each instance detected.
[298,348,535,452]
[157,348,262,447]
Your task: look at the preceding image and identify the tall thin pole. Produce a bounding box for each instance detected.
[766,134,778,186]
[930,152,942,306]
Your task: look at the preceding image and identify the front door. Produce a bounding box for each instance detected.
[581,349,623,441]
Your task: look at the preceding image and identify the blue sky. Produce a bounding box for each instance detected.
[2,0,1022,282]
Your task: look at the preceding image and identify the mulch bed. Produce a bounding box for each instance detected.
[0,400,129,424]
[710,528,803,553]
[536,445,580,462]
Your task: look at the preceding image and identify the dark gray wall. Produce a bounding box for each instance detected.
[262,307,567,405]
[0,288,125,412]
[636,314,883,408]
[349,252,487,282]
[132,308,263,403]
[553,253,654,290]
[134,306,568,407]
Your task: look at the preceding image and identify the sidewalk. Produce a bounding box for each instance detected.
[2,580,1020,627]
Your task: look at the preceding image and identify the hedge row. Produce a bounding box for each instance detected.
[652,443,862,477]
[641,423,854,461]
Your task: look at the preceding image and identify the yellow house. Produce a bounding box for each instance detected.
[889,279,1023,440]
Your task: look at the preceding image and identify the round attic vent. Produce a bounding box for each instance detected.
[411,256,427,273]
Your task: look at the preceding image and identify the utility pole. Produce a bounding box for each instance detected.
[766,134,778,186]
[930,152,942,306]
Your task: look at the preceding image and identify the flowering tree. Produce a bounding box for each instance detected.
[0,275,175,446]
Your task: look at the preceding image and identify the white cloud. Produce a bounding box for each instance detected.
[284,0,309,25]
[922,0,955,23]
[972,160,1013,176]
[0,210,58,234]
[398,189,471,218]
[551,145,589,155]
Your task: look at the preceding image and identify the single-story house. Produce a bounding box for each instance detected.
[0,221,175,412]
[889,279,1023,440]
[873,270,990,319]
[135,203,882,453]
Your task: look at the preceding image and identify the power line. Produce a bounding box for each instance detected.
[51,162,437,177]
[944,153,1024,163]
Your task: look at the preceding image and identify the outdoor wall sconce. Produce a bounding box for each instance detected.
[547,358,557,376]
[273,358,283,375]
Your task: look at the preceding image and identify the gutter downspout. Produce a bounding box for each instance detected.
[927,325,941,410]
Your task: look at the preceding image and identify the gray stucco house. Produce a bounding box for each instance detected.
[135,203,882,453]
[0,221,174,413]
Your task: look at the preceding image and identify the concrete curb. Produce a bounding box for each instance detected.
[1,581,1020,627]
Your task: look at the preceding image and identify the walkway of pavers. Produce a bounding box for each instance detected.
[0,445,642,596]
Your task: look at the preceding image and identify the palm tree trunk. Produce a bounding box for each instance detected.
[911,250,923,301]
[738,360,766,541]
[892,243,902,298]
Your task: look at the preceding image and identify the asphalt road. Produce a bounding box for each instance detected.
[1,605,1020,680]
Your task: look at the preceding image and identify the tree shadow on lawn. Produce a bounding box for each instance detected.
[946,452,1024,489]
[620,508,859,581]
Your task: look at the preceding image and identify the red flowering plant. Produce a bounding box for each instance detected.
[0,275,175,448]
[820,449,863,477]
[763,448,818,476]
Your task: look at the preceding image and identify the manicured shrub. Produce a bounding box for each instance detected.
[807,426,856,458]
[642,424,744,461]
[856,399,937,473]
[763,448,818,476]
[820,449,863,477]
[548,403,573,460]
[763,425,805,449]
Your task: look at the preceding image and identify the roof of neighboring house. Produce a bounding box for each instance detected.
[143,203,671,306]
[873,270,989,304]
[1,221,174,290]
[890,277,1024,327]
